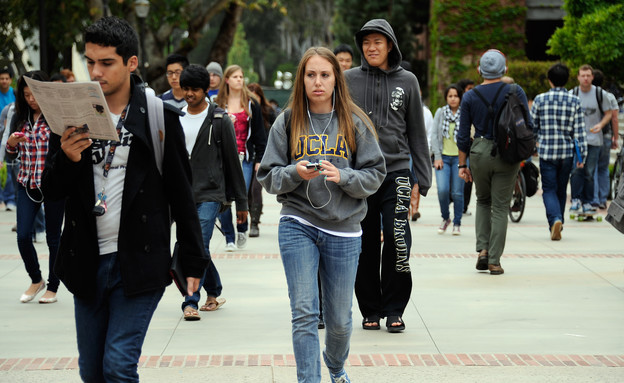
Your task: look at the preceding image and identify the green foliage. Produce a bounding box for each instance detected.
[228,23,259,84]
[548,2,624,83]
[332,0,429,65]
[428,0,527,109]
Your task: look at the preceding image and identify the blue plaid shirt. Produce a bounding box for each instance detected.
[531,87,587,161]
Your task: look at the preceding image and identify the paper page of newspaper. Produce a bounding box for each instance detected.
[23,77,119,142]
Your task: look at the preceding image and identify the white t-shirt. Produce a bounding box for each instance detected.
[180,105,208,156]
[92,112,133,254]
[423,105,434,150]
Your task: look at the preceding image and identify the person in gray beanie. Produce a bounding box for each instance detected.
[456,49,533,275]
[206,62,223,102]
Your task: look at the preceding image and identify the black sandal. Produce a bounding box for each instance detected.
[386,315,405,333]
[362,315,381,330]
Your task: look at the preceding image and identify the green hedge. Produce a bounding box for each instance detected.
[428,60,588,110]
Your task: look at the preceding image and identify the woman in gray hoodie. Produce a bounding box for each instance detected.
[258,47,385,383]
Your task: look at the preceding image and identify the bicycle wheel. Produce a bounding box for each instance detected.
[611,153,623,200]
[509,171,526,222]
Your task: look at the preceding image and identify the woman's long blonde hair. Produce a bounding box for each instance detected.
[215,65,252,116]
[286,47,375,159]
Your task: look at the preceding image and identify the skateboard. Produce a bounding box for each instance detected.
[570,212,603,222]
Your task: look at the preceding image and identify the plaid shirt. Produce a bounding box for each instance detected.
[5,116,51,188]
[531,87,587,161]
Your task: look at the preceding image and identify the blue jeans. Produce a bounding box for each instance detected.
[75,252,164,383]
[183,202,222,310]
[540,157,574,229]
[570,144,601,204]
[279,217,360,383]
[16,186,64,292]
[1,160,17,206]
[594,135,611,205]
[435,155,464,225]
[218,158,253,239]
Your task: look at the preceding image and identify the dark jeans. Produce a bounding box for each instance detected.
[183,202,222,310]
[16,186,64,292]
[570,144,601,204]
[1,160,17,206]
[355,169,412,318]
[75,252,164,382]
[540,157,574,229]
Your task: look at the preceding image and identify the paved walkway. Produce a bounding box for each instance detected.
[0,179,622,382]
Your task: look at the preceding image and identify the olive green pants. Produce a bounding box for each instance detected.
[470,138,520,265]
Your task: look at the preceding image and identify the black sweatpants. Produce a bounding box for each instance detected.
[355,169,413,319]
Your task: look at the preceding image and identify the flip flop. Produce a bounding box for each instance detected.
[386,315,405,333]
[183,306,201,321]
[199,297,226,311]
[362,315,381,330]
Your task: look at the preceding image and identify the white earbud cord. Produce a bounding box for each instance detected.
[304,93,335,210]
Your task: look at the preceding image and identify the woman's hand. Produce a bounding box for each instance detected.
[434,159,443,170]
[61,127,92,163]
[296,160,339,183]
[7,132,27,148]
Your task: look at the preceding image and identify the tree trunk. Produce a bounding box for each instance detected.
[209,2,243,66]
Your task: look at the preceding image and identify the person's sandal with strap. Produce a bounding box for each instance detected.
[200,296,226,311]
[183,306,201,321]
[386,315,405,333]
[362,315,381,330]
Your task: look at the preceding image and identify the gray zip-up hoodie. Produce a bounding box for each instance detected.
[257,111,386,233]
[345,19,431,196]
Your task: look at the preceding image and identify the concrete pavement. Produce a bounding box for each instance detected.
[0,180,623,382]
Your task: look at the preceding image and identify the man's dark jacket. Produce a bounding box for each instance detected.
[42,77,208,299]
[188,103,247,210]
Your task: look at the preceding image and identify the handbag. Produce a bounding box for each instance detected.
[170,242,189,296]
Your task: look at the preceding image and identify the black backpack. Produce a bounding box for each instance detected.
[521,160,540,197]
[473,83,535,164]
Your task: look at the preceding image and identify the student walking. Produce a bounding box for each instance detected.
[430,84,465,235]
[5,71,65,304]
[42,17,208,382]
[345,19,431,333]
[457,49,533,275]
[531,63,586,240]
[258,47,385,383]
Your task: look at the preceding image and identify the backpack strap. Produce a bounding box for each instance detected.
[471,83,506,137]
[145,87,165,175]
[283,108,292,159]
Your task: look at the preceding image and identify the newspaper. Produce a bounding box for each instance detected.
[23,77,119,142]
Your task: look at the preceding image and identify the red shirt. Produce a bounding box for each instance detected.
[6,116,51,189]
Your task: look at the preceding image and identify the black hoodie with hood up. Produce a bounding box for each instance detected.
[345,19,431,196]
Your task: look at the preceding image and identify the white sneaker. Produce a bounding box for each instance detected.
[224,242,236,252]
[437,219,451,234]
[237,233,247,249]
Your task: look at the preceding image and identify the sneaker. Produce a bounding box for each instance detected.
[598,203,607,210]
[452,225,461,236]
[582,203,596,215]
[224,242,236,252]
[330,370,351,383]
[249,224,259,238]
[437,218,451,234]
[463,209,472,216]
[550,220,562,241]
[237,232,247,249]
[569,199,581,212]
[6,203,16,211]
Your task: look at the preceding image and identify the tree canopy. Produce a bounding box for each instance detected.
[548,0,624,83]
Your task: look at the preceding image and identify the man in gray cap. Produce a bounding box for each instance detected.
[456,49,533,275]
[206,62,223,102]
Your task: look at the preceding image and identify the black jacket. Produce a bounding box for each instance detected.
[188,103,248,210]
[42,77,209,298]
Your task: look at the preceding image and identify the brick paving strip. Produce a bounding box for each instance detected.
[1,253,622,261]
[1,354,623,371]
